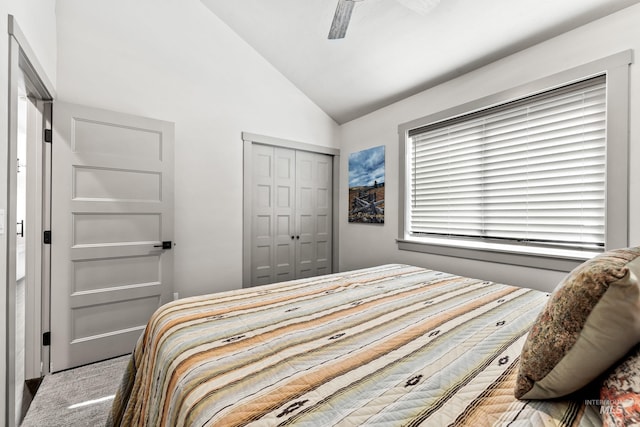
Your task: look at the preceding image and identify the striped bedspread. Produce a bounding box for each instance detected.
[107,264,601,426]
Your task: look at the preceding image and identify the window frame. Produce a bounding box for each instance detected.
[398,51,632,272]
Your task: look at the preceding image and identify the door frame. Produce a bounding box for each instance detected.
[242,132,340,287]
[6,15,55,427]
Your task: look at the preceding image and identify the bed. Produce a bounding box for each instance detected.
[107,263,607,426]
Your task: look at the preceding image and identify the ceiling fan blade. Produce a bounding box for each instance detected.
[328,0,356,40]
[395,0,440,15]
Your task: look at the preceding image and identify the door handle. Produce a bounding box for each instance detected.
[154,241,173,250]
[17,220,24,237]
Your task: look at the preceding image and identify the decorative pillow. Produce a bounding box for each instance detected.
[514,247,640,400]
[601,344,640,426]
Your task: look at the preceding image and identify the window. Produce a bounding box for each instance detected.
[398,52,631,270]
[410,76,606,252]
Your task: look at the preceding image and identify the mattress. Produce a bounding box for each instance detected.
[107,264,601,426]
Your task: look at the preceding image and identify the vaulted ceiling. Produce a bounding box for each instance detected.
[201,0,639,124]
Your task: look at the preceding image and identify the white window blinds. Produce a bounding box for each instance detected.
[408,75,606,252]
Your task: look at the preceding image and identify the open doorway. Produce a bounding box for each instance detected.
[14,93,49,423]
[7,15,54,427]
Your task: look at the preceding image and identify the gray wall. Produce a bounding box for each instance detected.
[338,3,640,292]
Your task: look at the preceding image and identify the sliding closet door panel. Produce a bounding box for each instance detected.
[274,148,296,282]
[315,155,333,276]
[251,144,275,285]
[296,153,314,278]
[251,145,296,285]
[51,102,174,372]
[295,151,333,278]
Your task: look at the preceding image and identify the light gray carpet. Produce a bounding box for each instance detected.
[21,355,130,427]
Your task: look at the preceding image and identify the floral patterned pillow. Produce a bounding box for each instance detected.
[601,345,640,426]
[515,247,640,399]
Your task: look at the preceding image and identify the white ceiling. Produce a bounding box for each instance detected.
[200,0,639,124]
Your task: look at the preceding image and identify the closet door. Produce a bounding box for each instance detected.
[295,151,332,278]
[274,148,297,281]
[251,145,296,285]
[250,145,333,285]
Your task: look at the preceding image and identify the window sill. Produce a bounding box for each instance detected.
[396,237,599,273]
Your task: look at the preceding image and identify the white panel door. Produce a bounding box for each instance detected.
[251,145,296,285]
[274,148,296,282]
[250,146,332,285]
[251,144,275,285]
[50,102,174,372]
[295,151,332,278]
[313,152,333,276]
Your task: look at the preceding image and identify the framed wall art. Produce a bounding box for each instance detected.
[348,145,385,224]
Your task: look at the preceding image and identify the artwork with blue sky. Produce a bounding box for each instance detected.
[349,145,385,188]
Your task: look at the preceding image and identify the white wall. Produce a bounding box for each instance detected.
[55,0,340,297]
[8,0,57,86]
[339,3,640,293]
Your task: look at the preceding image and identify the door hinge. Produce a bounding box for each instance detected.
[43,332,51,346]
[43,230,51,244]
[44,129,52,143]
